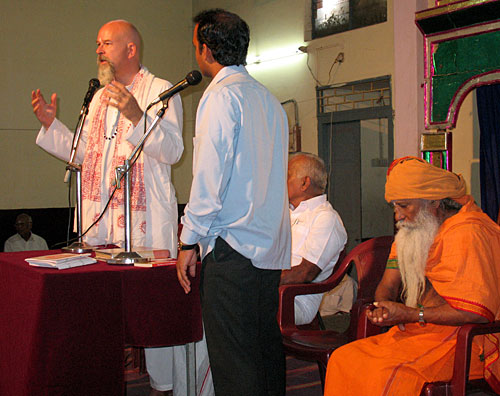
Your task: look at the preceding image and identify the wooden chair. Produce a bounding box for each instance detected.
[278,235,394,388]
[357,305,500,395]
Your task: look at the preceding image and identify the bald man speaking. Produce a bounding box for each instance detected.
[31,20,183,395]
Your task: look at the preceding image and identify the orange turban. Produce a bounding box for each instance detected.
[385,156,467,202]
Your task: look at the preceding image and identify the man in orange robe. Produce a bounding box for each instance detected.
[324,156,500,395]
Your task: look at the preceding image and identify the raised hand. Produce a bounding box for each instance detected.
[102,81,143,126]
[31,89,57,129]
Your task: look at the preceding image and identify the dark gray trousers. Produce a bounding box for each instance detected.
[200,237,285,396]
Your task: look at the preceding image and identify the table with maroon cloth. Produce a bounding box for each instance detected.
[0,250,202,396]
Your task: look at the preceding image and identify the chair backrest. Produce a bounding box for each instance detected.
[342,235,394,301]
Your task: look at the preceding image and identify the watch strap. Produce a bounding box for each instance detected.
[178,241,196,251]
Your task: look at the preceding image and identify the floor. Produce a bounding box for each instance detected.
[123,312,498,396]
[124,352,322,396]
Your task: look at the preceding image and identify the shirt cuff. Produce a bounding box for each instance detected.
[179,225,202,245]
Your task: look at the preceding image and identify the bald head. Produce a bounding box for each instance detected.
[15,213,32,241]
[96,20,142,84]
[16,213,32,225]
[287,152,327,208]
[101,20,142,54]
[289,153,327,194]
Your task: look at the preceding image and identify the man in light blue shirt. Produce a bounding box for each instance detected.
[176,8,291,396]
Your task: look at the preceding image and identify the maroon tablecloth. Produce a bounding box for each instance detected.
[0,250,202,396]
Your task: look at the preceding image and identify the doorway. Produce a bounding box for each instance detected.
[317,77,394,252]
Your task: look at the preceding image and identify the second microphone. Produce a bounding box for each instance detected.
[147,70,202,109]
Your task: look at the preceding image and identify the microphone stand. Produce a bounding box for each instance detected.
[62,102,94,254]
[107,104,168,265]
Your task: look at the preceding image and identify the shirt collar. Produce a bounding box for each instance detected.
[205,65,247,91]
[291,194,327,214]
[17,232,34,242]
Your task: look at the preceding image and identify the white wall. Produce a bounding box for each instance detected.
[1,0,479,209]
[193,0,395,157]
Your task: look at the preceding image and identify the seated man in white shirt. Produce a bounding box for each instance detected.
[4,213,49,252]
[281,152,349,325]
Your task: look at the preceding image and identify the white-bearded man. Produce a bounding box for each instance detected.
[31,20,183,396]
[324,156,500,396]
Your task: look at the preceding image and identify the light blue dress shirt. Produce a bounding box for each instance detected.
[180,65,291,270]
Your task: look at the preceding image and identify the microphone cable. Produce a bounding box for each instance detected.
[56,106,154,248]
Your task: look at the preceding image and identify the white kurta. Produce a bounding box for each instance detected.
[36,67,183,253]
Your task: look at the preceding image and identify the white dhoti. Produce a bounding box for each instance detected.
[173,332,214,396]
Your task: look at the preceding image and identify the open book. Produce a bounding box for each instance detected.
[26,253,97,270]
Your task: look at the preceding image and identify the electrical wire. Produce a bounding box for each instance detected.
[306,53,322,86]
[305,51,343,87]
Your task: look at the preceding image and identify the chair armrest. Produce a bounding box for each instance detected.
[278,254,349,332]
[279,279,344,332]
[450,321,500,396]
[354,301,383,339]
[280,278,344,299]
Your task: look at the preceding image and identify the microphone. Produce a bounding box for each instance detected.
[80,78,101,115]
[147,70,202,109]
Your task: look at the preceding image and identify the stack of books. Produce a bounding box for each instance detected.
[94,247,171,261]
[26,253,97,270]
[134,258,177,268]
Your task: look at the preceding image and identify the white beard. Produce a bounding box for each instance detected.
[97,59,115,86]
[395,207,440,308]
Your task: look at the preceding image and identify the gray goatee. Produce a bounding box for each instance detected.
[97,58,115,86]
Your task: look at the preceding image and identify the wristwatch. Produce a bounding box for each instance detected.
[178,240,196,251]
[418,306,426,327]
